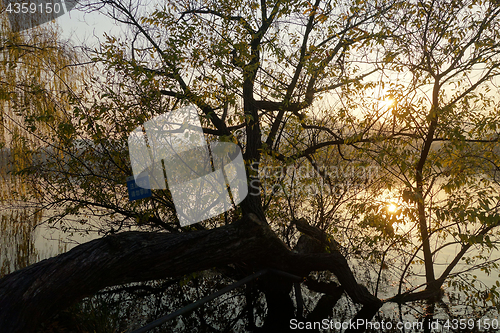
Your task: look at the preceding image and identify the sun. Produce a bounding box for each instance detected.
[387,203,398,213]
[380,98,395,109]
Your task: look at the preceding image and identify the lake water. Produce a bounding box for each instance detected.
[2,203,498,297]
[0,206,98,277]
[1,182,499,331]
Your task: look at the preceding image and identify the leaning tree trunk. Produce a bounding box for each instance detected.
[0,214,380,332]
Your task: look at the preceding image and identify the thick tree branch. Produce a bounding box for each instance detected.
[0,214,378,333]
[265,0,321,149]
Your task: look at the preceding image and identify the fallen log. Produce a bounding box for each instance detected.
[0,214,380,332]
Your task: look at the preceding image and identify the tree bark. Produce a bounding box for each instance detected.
[257,274,296,332]
[0,214,379,332]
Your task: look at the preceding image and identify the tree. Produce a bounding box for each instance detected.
[0,6,81,274]
[352,0,500,325]
[1,0,500,332]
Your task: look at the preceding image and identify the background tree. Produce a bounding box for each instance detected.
[0,8,81,276]
[350,0,500,326]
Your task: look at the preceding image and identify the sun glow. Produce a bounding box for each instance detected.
[380,98,395,110]
[387,203,398,213]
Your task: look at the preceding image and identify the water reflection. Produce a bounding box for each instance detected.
[0,208,41,277]
[0,151,70,277]
[0,206,75,277]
